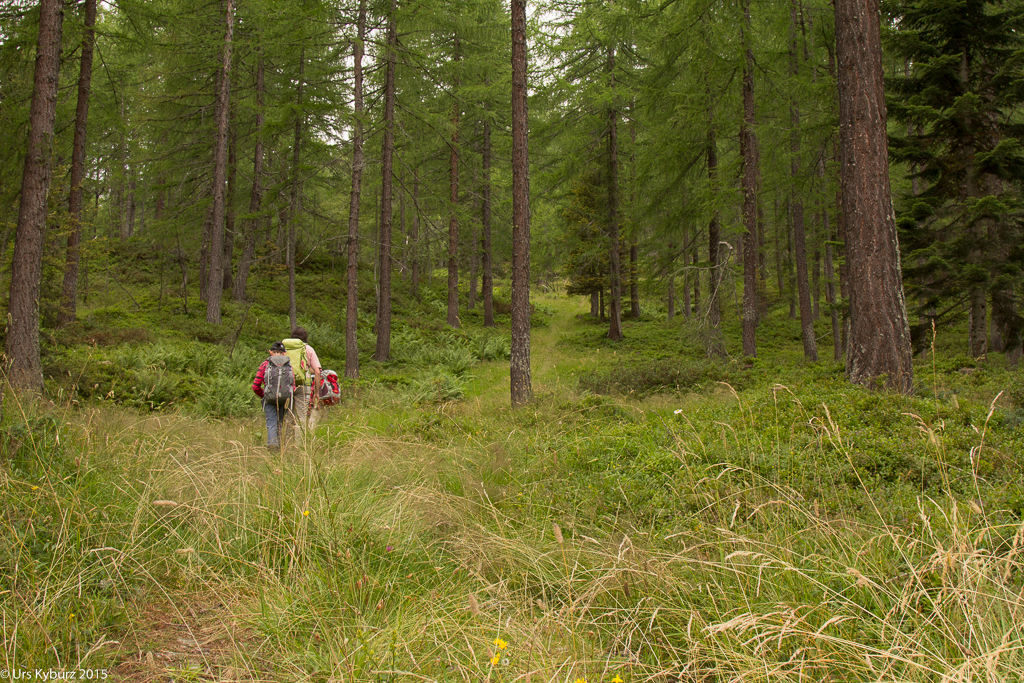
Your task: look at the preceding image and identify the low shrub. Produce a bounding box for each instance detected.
[405,371,466,403]
[578,358,736,397]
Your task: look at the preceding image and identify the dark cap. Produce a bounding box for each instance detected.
[269,341,286,353]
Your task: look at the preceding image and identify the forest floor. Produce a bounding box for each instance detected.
[6,288,1024,682]
[103,298,592,682]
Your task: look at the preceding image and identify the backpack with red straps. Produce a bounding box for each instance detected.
[318,369,341,405]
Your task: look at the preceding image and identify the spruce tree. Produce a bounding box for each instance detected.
[887,0,1024,359]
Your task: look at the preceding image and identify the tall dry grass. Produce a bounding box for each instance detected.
[3,377,1024,681]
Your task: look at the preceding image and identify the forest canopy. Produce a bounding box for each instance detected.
[0,0,1021,394]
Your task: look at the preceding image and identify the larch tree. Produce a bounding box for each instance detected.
[346,0,368,378]
[740,0,760,358]
[789,0,817,361]
[233,46,266,302]
[205,0,234,325]
[376,0,398,362]
[447,38,462,330]
[6,0,63,392]
[58,0,97,327]
[835,0,914,392]
[606,45,623,341]
[510,0,532,405]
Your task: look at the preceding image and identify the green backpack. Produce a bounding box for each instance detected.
[282,338,309,385]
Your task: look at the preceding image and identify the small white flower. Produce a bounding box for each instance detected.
[674,409,683,414]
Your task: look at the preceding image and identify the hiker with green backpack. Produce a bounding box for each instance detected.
[251,341,295,450]
[283,327,322,435]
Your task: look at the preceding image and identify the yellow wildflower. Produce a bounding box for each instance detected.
[575,678,588,683]
[493,637,508,650]
[491,654,501,666]
[303,510,310,517]
[612,676,624,683]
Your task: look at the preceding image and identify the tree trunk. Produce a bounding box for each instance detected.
[667,273,675,320]
[835,0,913,392]
[775,198,785,304]
[812,242,821,320]
[824,210,842,361]
[411,174,420,299]
[692,244,700,314]
[345,0,366,377]
[707,120,721,327]
[155,173,165,221]
[205,0,233,325]
[607,46,623,341]
[126,174,136,237]
[629,242,640,318]
[740,0,759,358]
[510,0,533,405]
[287,48,305,331]
[482,117,494,327]
[682,252,691,320]
[962,52,988,359]
[7,0,63,392]
[790,0,817,361]
[375,1,397,361]
[786,203,795,318]
[223,109,237,292]
[117,124,128,240]
[59,0,96,327]
[469,152,479,311]
[234,51,264,302]
[447,39,461,330]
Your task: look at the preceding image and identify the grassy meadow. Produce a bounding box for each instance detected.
[4,244,1024,682]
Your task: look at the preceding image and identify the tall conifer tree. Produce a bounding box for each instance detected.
[7,0,63,392]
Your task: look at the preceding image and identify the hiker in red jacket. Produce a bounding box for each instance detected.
[252,341,294,449]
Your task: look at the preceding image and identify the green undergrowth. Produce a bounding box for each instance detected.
[5,244,1024,679]
[4,371,1024,679]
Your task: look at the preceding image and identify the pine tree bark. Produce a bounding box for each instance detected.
[447,39,461,329]
[740,0,759,358]
[835,0,913,392]
[7,0,63,392]
[375,0,397,361]
[346,0,367,377]
[606,46,623,341]
[234,51,264,302]
[206,0,233,325]
[59,0,96,327]
[510,0,533,405]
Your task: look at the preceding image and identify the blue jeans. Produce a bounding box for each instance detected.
[263,399,290,446]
